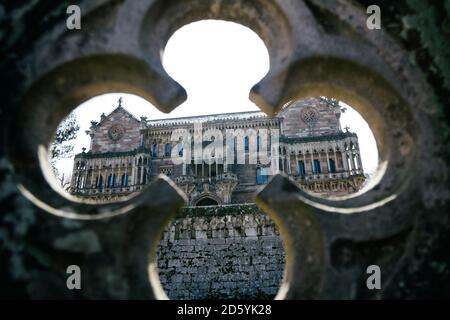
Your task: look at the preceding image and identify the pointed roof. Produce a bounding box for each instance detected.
[94,97,141,127]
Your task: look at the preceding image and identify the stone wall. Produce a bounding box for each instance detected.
[280,97,341,138]
[157,204,285,299]
[90,107,142,153]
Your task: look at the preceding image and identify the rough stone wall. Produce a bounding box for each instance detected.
[90,107,141,153]
[157,204,285,299]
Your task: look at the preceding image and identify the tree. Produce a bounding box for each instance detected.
[50,113,80,185]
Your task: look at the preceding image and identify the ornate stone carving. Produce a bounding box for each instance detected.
[108,124,125,141]
[300,107,319,124]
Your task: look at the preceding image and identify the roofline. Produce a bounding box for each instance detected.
[94,105,141,126]
[146,110,264,123]
[280,131,357,144]
[116,105,142,122]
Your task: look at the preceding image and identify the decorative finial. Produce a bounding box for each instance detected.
[344,125,350,132]
[118,97,123,107]
[82,147,86,153]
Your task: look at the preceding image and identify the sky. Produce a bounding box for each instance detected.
[54,20,378,181]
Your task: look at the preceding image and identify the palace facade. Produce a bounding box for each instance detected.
[69,97,365,204]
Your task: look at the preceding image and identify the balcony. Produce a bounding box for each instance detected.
[174,173,238,200]
[69,185,141,196]
[294,169,364,182]
[174,172,238,185]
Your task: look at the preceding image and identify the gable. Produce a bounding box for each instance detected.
[90,107,142,153]
[279,98,341,138]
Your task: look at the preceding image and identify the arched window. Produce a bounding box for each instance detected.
[98,176,103,189]
[178,146,183,157]
[137,167,141,184]
[347,155,353,171]
[121,174,126,187]
[297,160,306,178]
[257,135,261,152]
[142,168,147,185]
[353,154,359,170]
[256,167,269,185]
[107,174,112,188]
[165,143,172,157]
[313,159,321,174]
[152,143,158,157]
[112,174,116,187]
[329,159,336,173]
[244,136,249,152]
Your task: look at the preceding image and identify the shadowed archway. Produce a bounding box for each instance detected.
[195,197,219,206]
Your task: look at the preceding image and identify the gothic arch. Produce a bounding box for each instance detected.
[193,194,222,207]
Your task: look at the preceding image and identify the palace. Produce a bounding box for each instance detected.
[69,97,365,204]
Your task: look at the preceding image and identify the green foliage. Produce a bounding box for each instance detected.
[49,113,80,182]
[406,0,450,158]
[179,203,264,218]
[404,0,450,88]
[50,113,80,160]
